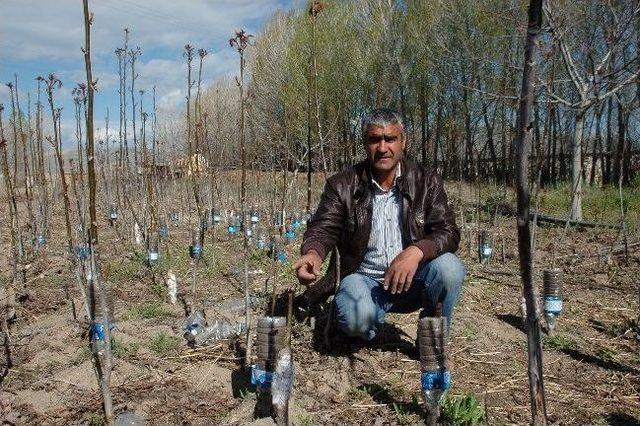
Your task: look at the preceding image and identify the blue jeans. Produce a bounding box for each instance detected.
[334,253,466,341]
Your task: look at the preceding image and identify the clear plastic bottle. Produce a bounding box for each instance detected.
[250,206,260,225]
[212,208,222,225]
[478,230,493,264]
[170,211,179,226]
[115,411,146,426]
[91,318,109,362]
[182,311,206,344]
[190,228,202,259]
[159,216,169,238]
[543,269,563,332]
[109,204,118,226]
[271,348,294,408]
[36,233,47,247]
[284,224,296,243]
[147,232,160,265]
[185,317,246,346]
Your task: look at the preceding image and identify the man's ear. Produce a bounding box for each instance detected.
[401,132,407,151]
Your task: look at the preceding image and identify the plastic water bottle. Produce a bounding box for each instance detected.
[478,230,493,264]
[212,209,222,225]
[543,269,563,332]
[76,245,91,260]
[207,320,246,341]
[291,212,302,230]
[91,320,107,357]
[250,207,260,225]
[109,204,118,226]
[184,317,246,346]
[115,411,145,426]
[36,233,47,247]
[418,317,450,422]
[182,311,206,344]
[190,229,202,260]
[228,213,239,235]
[213,295,257,313]
[284,224,296,243]
[147,232,160,265]
[159,217,169,238]
[256,232,266,250]
[271,348,294,408]
[170,211,179,226]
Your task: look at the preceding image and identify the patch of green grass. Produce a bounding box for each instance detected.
[543,335,578,351]
[596,347,617,363]
[72,346,92,366]
[392,397,422,425]
[347,385,371,400]
[461,320,479,340]
[149,332,180,356]
[108,256,142,283]
[604,317,637,338]
[150,281,168,299]
[441,392,485,426]
[537,182,640,226]
[124,302,174,320]
[111,338,140,359]
[295,413,317,426]
[88,413,104,426]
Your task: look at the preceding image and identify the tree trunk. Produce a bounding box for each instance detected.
[590,104,603,186]
[433,97,442,173]
[514,0,548,424]
[571,108,585,221]
[420,81,428,166]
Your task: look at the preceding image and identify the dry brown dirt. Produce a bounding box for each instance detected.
[1,187,639,425]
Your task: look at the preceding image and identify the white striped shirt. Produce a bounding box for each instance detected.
[356,165,404,282]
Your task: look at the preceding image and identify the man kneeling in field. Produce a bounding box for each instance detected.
[294,108,465,343]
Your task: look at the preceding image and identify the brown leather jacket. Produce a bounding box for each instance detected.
[297,158,460,308]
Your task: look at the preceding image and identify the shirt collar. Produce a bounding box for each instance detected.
[371,163,401,194]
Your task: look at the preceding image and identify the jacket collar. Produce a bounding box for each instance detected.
[355,158,413,200]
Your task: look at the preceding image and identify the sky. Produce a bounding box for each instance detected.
[0,0,298,146]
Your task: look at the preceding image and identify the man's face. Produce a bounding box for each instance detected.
[364,123,406,175]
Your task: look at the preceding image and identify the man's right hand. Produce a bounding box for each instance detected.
[293,250,322,286]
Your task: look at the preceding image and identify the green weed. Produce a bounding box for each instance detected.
[88,413,104,426]
[537,183,640,226]
[543,335,578,351]
[295,413,316,426]
[124,302,174,320]
[108,256,142,283]
[461,321,479,340]
[441,392,485,426]
[604,318,637,338]
[596,347,616,363]
[111,338,140,359]
[392,397,422,425]
[149,332,180,356]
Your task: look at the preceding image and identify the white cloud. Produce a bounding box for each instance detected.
[0,0,300,148]
[0,85,9,104]
[0,0,295,61]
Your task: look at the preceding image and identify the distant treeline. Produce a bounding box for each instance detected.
[192,0,640,189]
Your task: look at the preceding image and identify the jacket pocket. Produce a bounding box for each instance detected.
[411,209,426,240]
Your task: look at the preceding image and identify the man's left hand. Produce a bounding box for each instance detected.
[383,246,424,294]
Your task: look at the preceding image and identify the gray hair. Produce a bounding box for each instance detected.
[361,108,404,140]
